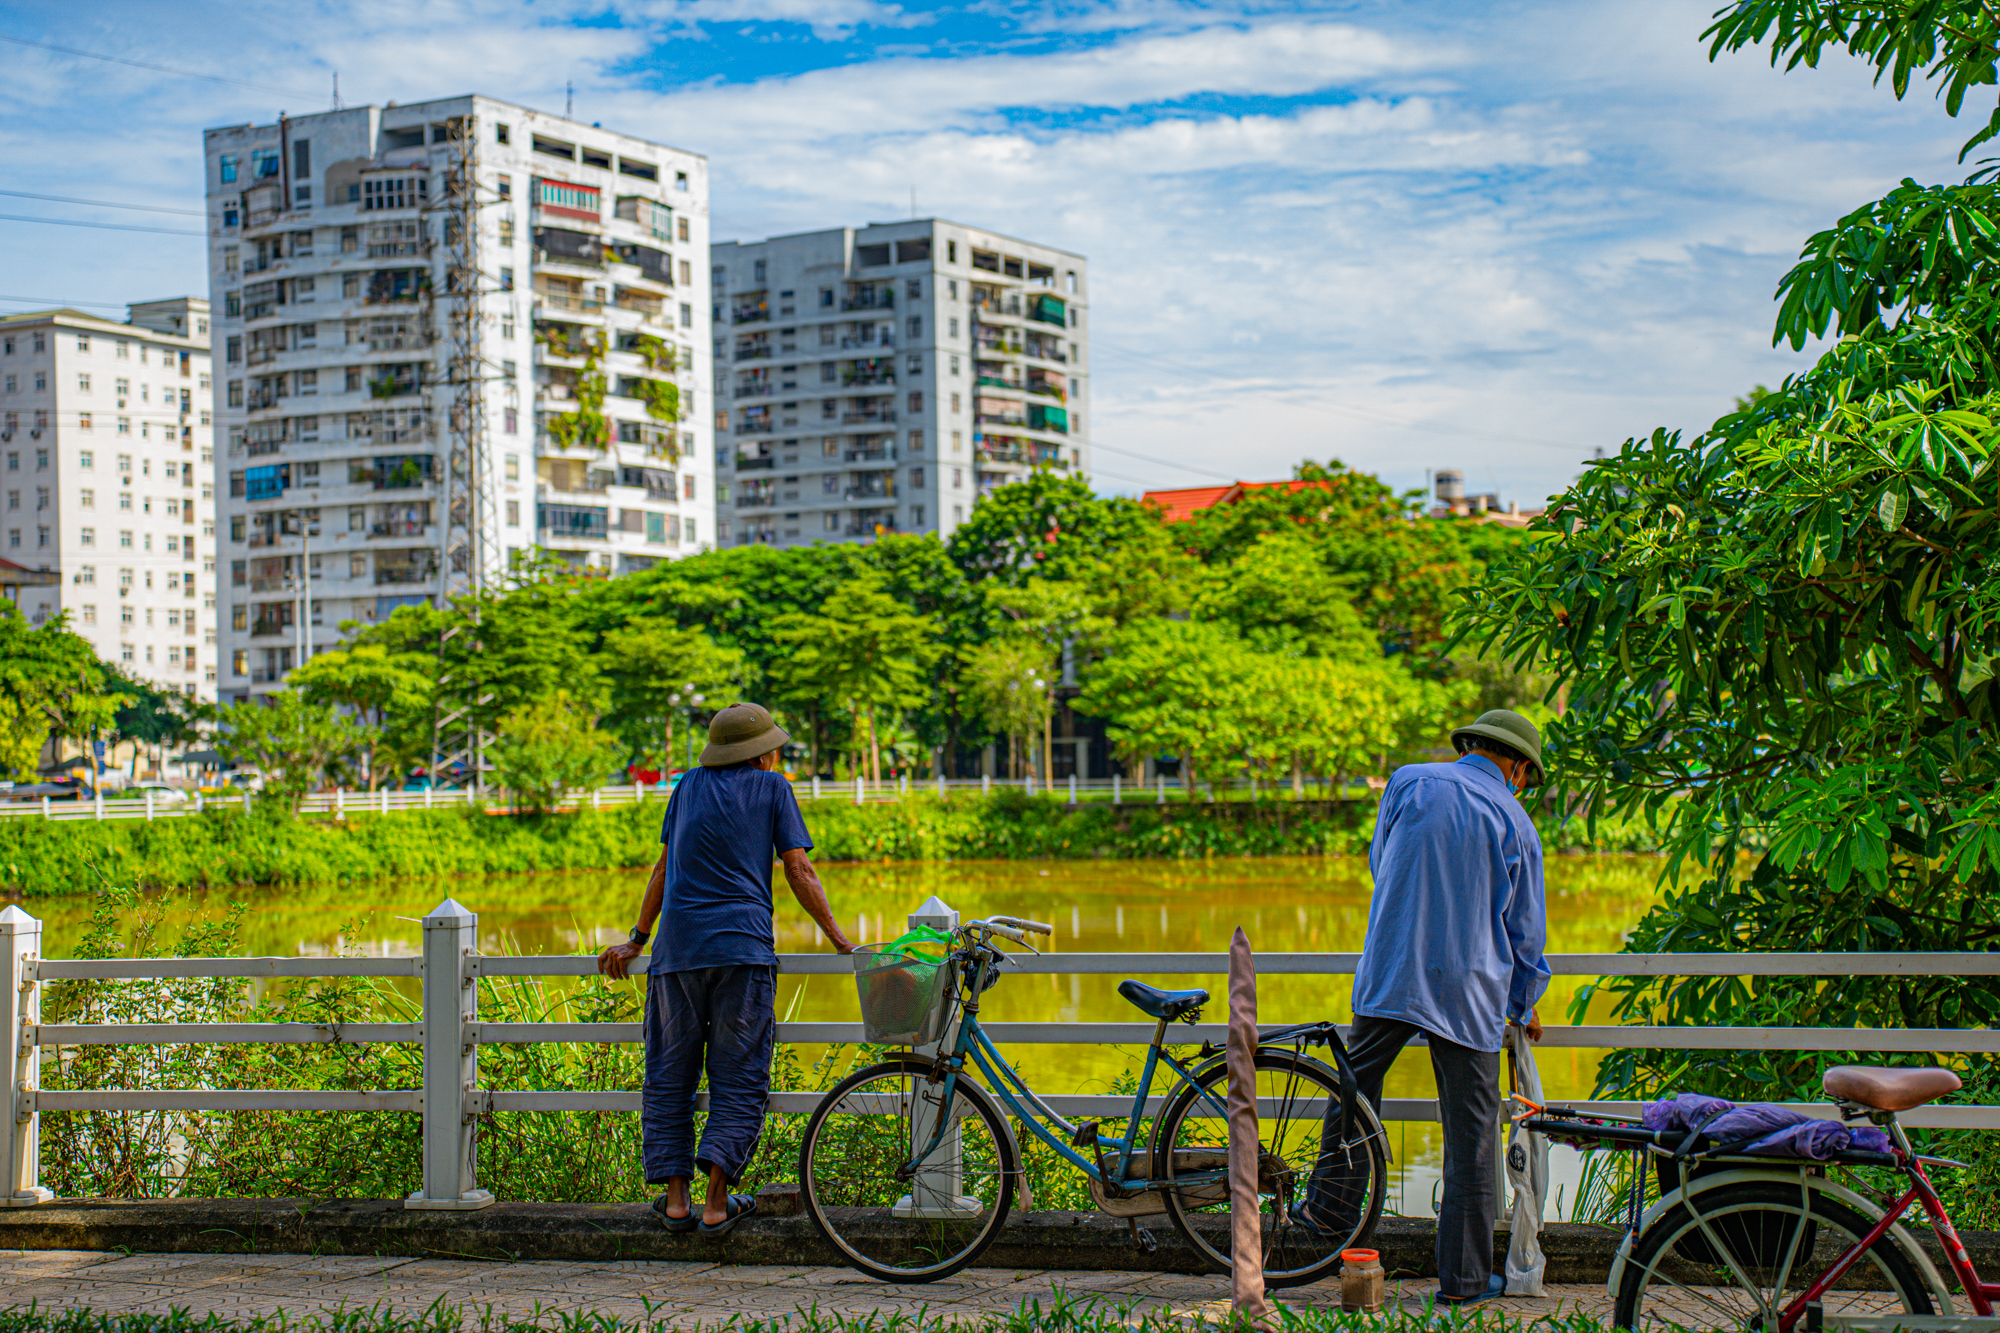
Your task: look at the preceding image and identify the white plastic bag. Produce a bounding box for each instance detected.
[1503,1024,1549,1296]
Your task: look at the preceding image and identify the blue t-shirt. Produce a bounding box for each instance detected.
[650,763,813,973]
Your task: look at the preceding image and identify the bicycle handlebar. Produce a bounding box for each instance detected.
[988,915,1053,936]
[985,922,1028,943]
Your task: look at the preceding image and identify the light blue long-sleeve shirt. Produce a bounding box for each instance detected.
[1352,753,1550,1053]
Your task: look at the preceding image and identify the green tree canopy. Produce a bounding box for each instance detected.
[0,606,127,780]
[488,690,620,814]
[598,620,744,772]
[216,693,369,810]
[289,643,432,789]
[766,576,940,781]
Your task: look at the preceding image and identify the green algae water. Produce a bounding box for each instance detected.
[32,854,1658,1220]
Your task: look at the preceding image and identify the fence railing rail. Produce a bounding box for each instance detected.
[3,897,1995,1214]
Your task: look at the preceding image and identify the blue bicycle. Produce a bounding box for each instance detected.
[799,914,1388,1284]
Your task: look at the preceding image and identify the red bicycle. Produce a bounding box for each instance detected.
[1524,1064,1987,1331]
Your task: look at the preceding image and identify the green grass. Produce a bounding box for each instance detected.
[0,1299,1620,1332]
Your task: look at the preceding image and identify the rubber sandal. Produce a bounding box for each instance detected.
[697,1192,758,1237]
[1285,1201,1344,1237]
[1436,1275,1506,1306]
[651,1195,697,1233]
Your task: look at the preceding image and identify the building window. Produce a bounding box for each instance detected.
[80,527,94,546]
[910,466,926,488]
[500,267,515,291]
[219,154,238,183]
[77,373,90,392]
[80,489,93,508]
[684,475,696,500]
[77,414,91,431]
[504,407,519,434]
[908,391,924,414]
[504,453,519,480]
[909,429,924,452]
[679,303,692,328]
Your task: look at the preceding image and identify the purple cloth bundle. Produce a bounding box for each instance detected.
[1643,1092,1893,1159]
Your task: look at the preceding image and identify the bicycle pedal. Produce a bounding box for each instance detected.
[1071,1121,1100,1150]
[1126,1219,1158,1255]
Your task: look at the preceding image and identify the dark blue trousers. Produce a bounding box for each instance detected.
[642,964,776,1186]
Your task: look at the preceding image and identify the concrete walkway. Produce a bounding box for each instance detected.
[0,1249,1616,1326]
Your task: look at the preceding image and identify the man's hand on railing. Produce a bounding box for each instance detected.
[597,941,644,981]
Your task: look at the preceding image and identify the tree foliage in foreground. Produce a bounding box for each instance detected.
[1454,5,2000,1202]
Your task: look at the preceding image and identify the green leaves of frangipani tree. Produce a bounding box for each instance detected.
[216,694,372,812]
[1457,380,2000,901]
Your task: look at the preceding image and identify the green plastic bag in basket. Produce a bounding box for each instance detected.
[854,927,956,1046]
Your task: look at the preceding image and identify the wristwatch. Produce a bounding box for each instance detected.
[627,927,650,946]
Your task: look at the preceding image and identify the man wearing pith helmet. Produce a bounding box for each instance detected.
[1305,708,1551,1306]
[597,702,856,1237]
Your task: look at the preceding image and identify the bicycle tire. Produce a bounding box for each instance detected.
[798,1056,1017,1283]
[1612,1179,1936,1332]
[1153,1049,1387,1289]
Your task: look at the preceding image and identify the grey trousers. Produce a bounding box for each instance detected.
[1334,1014,1500,1297]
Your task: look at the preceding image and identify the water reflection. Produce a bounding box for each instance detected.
[29,853,1659,1220]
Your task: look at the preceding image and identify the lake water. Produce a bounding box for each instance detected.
[29,853,1660,1221]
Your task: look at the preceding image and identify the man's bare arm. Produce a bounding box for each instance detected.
[597,848,667,980]
[782,847,856,953]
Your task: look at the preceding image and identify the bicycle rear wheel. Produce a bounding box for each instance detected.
[798,1057,1016,1283]
[1613,1180,1936,1331]
[1153,1049,1386,1289]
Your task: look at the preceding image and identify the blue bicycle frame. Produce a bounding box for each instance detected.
[903,938,1234,1196]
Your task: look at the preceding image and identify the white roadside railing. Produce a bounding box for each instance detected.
[5,897,1994,1210]
[0,774,1360,823]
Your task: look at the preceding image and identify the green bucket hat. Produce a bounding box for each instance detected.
[1450,709,1544,784]
[700,702,791,767]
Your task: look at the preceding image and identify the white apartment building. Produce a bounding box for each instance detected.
[711,220,1088,545]
[205,96,713,702]
[0,299,219,698]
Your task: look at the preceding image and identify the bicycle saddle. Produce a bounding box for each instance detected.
[1823,1065,1962,1112]
[1118,979,1208,1021]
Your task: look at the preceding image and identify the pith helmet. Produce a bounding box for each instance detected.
[1450,709,1544,784]
[700,702,791,767]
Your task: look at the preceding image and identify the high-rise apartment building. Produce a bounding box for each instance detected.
[710,221,1087,545]
[0,299,219,698]
[204,97,712,702]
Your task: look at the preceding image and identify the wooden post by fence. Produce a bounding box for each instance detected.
[406,898,493,1211]
[0,907,52,1207]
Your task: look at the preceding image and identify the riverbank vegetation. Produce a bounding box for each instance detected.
[1454,1,2000,1226]
[0,788,1668,900]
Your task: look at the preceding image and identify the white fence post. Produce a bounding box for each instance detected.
[900,774,908,799]
[334,788,345,820]
[144,789,154,821]
[0,907,52,1206]
[811,775,821,802]
[982,773,990,798]
[854,774,865,807]
[1157,776,1166,805]
[406,898,493,1211]
[93,787,103,821]
[242,791,252,815]
[39,796,49,821]
[1068,774,1077,805]
[936,771,945,799]
[1113,774,1121,805]
[380,788,390,815]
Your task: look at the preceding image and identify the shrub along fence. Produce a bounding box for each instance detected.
[4,896,1996,1212]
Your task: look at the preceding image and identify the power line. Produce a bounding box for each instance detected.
[1090,336,1591,455]
[0,188,205,217]
[1087,437,1234,483]
[0,295,131,309]
[0,33,307,97]
[0,212,204,237]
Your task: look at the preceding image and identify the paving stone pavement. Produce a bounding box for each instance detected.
[0,1250,1628,1326]
[0,1250,1916,1327]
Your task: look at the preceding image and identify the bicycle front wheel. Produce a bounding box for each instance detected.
[1613,1180,1937,1331]
[1154,1049,1386,1289]
[798,1057,1016,1283]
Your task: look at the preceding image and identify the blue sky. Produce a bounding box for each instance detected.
[0,0,1974,504]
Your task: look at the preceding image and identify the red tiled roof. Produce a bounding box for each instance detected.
[1141,479,1337,521]
[1139,485,1234,522]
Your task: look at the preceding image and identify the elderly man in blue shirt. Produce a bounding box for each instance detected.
[1309,709,1551,1305]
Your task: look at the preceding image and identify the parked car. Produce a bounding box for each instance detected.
[119,784,189,804]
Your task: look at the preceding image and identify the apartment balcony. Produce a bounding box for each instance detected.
[844,483,896,502]
[843,444,897,464]
[843,370,895,387]
[842,407,897,425]
[735,493,777,509]
[845,515,900,538]
[734,455,775,472]
[534,291,604,316]
[977,411,1027,428]
[734,385,774,399]
[976,376,1020,391]
[370,521,429,538]
[374,566,439,585]
[735,346,773,361]
[840,291,894,312]
[840,334,894,351]
[737,420,775,435]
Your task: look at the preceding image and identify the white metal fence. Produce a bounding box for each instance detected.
[0,773,1340,823]
[3,896,1993,1210]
